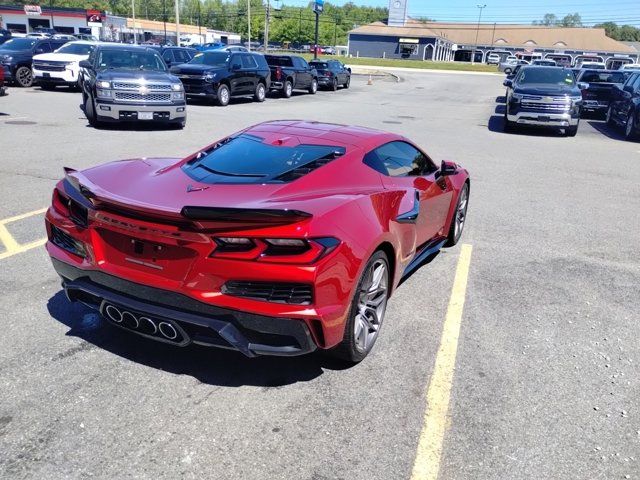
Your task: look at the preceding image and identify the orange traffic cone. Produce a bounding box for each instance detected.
[367,74,373,85]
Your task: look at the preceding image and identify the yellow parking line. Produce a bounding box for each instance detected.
[0,207,48,225]
[411,243,473,480]
[0,208,48,261]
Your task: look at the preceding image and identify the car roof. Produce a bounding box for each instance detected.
[242,120,402,149]
[95,44,156,52]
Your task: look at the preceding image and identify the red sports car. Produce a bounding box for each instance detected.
[45,121,470,362]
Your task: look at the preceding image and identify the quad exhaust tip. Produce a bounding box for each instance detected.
[103,304,181,342]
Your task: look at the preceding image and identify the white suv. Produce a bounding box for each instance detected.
[32,41,98,90]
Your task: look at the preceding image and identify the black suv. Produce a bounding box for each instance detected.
[0,37,68,87]
[79,44,186,128]
[309,59,351,91]
[0,29,11,46]
[170,51,270,106]
[607,72,640,140]
[264,54,318,97]
[504,66,586,136]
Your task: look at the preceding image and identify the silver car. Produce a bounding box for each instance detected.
[499,59,529,74]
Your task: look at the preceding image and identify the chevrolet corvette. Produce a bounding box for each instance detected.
[45,121,470,363]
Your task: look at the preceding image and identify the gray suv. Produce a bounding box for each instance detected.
[79,44,186,128]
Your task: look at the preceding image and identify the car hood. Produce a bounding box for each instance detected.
[0,48,30,59]
[95,69,178,83]
[514,83,579,96]
[170,64,225,75]
[33,52,88,62]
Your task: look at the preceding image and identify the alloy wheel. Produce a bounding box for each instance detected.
[454,186,469,240]
[353,259,388,353]
[626,114,634,138]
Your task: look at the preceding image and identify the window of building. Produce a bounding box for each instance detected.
[7,23,27,33]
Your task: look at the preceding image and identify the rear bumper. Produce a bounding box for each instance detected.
[51,257,317,357]
[582,100,608,112]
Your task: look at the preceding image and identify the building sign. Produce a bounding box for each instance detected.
[399,38,419,44]
[23,5,42,16]
[313,0,324,14]
[86,10,104,27]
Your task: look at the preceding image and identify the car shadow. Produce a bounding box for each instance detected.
[397,251,440,287]
[587,120,627,141]
[495,95,506,104]
[186,96,259,107]
[46,291,351,387]
[488,107,567,137]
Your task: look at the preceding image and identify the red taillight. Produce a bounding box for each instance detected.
[52,188,70,216]
[210,237,340,264]
[275,66,283,81]
[325,72,332,77]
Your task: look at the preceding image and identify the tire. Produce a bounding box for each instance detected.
[84,93,100,128]
[15,66,33,87]
[503,112,516,133]
[308,78,318,94]
[565,125,578,137]
[282,80,292,98]
[254,82,266,102]
[605,106,615,127]
[444,182,469,247]
[331,78,338,91]
[40,83,56,91]
[625,112,638,141]
[328,250,390,363]
[344,76,350,88]
[216,84,230,106]
[172,119,186,129]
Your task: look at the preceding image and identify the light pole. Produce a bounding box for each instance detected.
[131,0,136,44]
[247,0,251,51]
[472,4,486,65]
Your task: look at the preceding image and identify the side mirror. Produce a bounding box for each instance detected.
[440,160,457,176]
[231,63,241,71]
[577,82,589,90]
[79,60,92,69]
[503,79,513,87]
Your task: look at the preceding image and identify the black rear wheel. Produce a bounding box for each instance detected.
[328,250,390,364]
[444,183,469,247]
[331,78,338,91]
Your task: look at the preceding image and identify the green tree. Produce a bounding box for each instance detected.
[559,13,582,27]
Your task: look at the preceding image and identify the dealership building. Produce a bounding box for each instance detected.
[348,0,638,68]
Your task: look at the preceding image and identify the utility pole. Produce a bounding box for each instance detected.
[174,0,180,47]
[333,18,337,47]
[131,0,136,44]
[264,0,270,51]
[49,0,55,31]
[472,4,486,64]
[298,8,302,44]
[163,0,167,45]
[247,0,251,51]
[313,0,323,59]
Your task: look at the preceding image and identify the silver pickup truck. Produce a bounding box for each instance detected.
[79,44,186,128]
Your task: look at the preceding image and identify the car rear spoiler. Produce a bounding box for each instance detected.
[181,206,312,224]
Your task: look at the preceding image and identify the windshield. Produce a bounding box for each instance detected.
[182,134,345,184]
[189,51,230,66]
[265,55,293,67]
[56,43,96,56]
[96,49,166,71]
[517,67,575,86]
[0,38,37,51]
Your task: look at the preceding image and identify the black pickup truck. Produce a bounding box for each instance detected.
[504,66,587,136]
[264,54,318,97]
[575,69,629,117]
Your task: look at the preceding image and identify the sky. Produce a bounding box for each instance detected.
[279,0,640,27]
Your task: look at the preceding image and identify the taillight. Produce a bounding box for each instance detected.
[325,72,333,77]
[210,237,339,264]
[52,188,70,216]
[275,66,283,81]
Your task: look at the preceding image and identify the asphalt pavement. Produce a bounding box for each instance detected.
[0,70,638,480]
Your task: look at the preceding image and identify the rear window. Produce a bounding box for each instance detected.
[580,71,626,84]
[182,134,346,184]
[265,55,293,67]
[310,61,328,69]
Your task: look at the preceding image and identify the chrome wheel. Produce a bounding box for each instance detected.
[626,114,635,138]
[606,106,613,125]
[454,186,468,240]
[285,82,292,97]
[353,259,388,353]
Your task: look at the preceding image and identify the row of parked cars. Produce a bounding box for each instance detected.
[0,39,352,129]
[501,62,640,140]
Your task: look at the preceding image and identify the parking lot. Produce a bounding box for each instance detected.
[1,70,639,480]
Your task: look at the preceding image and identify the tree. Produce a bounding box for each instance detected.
[533,13,557,26]
[594,22,640,41]
[594,21,619,39]
[559,13,582,27]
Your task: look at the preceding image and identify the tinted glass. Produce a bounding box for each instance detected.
[174,50,190,62]
[38,43,53,53]
[182,134,345,184]
[241,54,258,69]
[309,61,328,70]
[96,49,166,71]
[580,71,626,84]
[162,50,174,62]
[56,42,95,55]
[365,141,432,177]
[265,55,293,67]
[517,67,575,86]
[189,51,230,66]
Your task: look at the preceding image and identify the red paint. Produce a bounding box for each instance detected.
[45,121,469,349]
